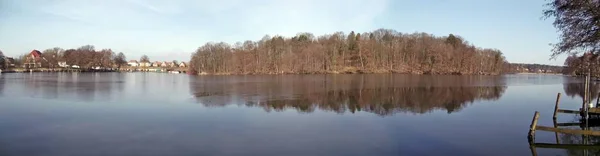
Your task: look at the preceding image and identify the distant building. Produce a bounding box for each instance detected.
[4,57,15,67]
[24,50,43,68]
[139,61,151,67]
[128,60,139,67]
[161,61,169,67]
[152,61,161,67]
[58,61,69,68]
[178,62,187,68]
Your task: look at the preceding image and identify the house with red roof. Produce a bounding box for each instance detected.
[24,50,43,68]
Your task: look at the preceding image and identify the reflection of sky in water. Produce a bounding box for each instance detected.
[0,73,594,156]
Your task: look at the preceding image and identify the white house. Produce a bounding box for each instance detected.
[178,62,187,68]
[128,60,139,67]
[152,61,161,67]
[168,62,176,67]
[139,61,151,67]
[58,61,68,68]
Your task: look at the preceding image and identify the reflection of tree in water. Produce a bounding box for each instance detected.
[190,75,507,116]
[23,73,125,101]
[558,130,600,156]
[560,77,600,155]
[556,77,600,156]
[0,75,4,95]
[563,77,600,101]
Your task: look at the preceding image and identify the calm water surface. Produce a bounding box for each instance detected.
[0,73,593,156]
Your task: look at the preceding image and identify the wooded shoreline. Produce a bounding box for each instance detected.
[193,69,502,75]
[0,67,555,75]
[189,29,507,75]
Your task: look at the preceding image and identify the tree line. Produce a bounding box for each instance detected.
[504,63,564,74]
[189,29,507,75]
[1,45,156,69]
[563,53,600,76]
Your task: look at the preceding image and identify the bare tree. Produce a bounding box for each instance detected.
[114,52,127,68]
[42,47,64,68]
[563,53,600,76]
[0,50,5,69]
[97,49,114,68]
[140,55,150,62]
[544,0,600,57]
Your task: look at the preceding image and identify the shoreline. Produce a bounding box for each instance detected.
[193,71,503,76]
[1,68,564,76]
[0,67,188,74]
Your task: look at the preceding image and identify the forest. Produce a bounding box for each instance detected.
[563,53,600,76]
[189,29,507,75]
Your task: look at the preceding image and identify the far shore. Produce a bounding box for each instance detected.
[1,67,568,76]
[512,72,563,75]
[0,66,189,74]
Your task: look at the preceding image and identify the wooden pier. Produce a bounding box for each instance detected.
[528,110,600,155]
[530,91,600,142]
[528,72,600,155]
[529,112,600,140]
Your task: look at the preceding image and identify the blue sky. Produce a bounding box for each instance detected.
[0,0,564,65]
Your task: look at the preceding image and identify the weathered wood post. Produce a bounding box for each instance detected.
[553,93,562,119]
[528,111,540,143]
[582,73,590,118]
[553,119,560,144]
[529,144,538,156]
[596,92,600,107]
[585,74,589,106]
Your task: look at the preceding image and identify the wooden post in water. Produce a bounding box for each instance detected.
[529,144,538,156]
[529,111,540,143]
[596,92,600,107]
[585,75,588,108]
[553,93,562,119]
[586,72,591,125]
[553,119,560,144]
[582,73,590,118]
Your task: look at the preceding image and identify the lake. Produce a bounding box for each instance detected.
[0,73,593,156]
